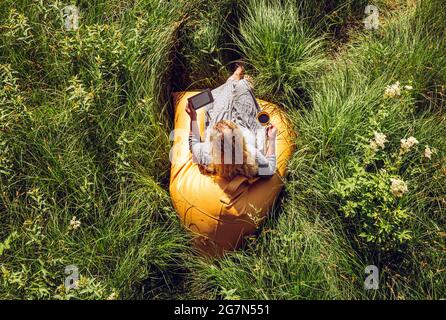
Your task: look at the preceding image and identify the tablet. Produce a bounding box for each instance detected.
[188,89,214,110]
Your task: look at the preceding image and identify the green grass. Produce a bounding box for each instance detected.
[1,0,445,299]
[0,0,191,299]
[184,0,446,300]
[235,0,327,106]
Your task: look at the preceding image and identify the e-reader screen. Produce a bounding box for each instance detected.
[188,89,214,110]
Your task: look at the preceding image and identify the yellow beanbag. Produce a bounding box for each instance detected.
[170,92,296,256]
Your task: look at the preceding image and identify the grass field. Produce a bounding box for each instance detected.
[0,0,445,299]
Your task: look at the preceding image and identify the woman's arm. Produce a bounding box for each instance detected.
[185,101,209,164]
[185,101,199,140]
[257,123,277,176]
[266,123,277,157]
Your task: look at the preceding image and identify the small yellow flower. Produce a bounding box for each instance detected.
[77,275,88,288]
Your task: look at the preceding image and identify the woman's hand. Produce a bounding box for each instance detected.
[185,101,197,120]
[266,123,277,140]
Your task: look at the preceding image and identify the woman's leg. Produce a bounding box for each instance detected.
[228,64,245,81]
[205,63,255,135]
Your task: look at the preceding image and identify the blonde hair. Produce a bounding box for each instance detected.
[203,120,258,179]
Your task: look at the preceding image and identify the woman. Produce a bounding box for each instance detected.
[185,64,277,179]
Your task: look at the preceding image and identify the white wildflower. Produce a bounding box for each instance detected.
[424,145,436,160]
[370,131,388,151]
[404,85,413,91]
[407,136,419,146]
[384,81,402,98]
[390,178,408,198]
[68,216,81,231]
[400,136,419,154]
[374,131,388,149]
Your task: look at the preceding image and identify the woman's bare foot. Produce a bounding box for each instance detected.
[228,63,245,81]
